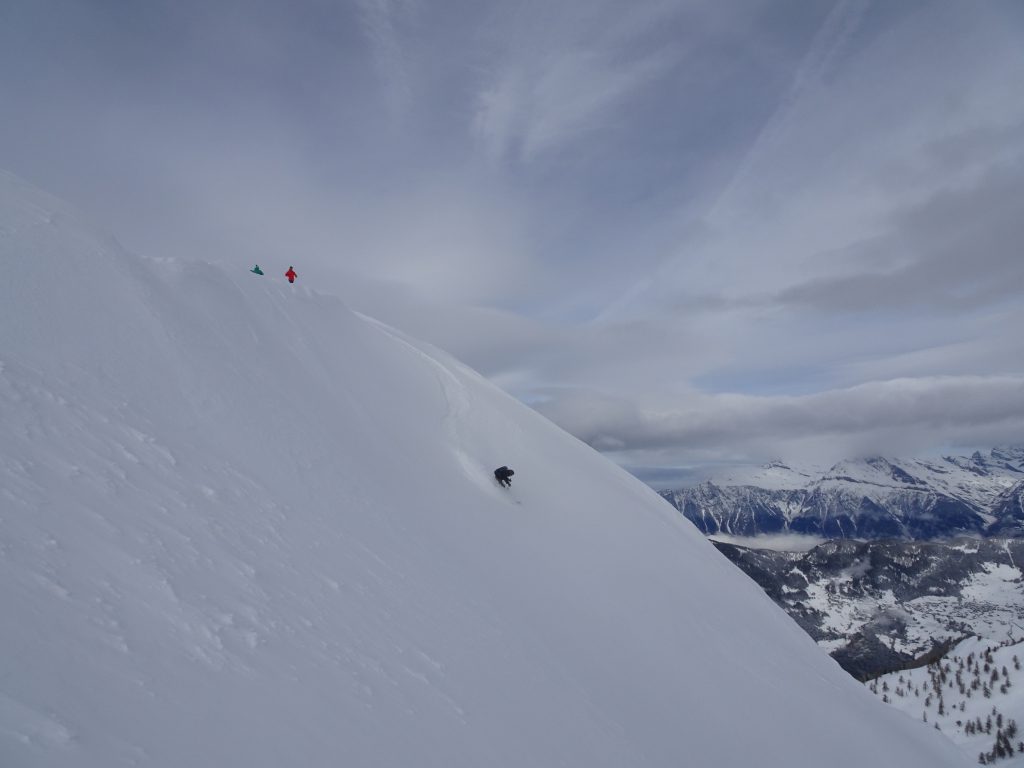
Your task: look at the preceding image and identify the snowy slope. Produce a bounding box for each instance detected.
[0,170,966,767]
[869,637,1024,765]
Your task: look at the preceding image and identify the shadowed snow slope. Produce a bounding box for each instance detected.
[0,170,965,767]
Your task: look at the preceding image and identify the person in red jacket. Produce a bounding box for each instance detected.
[285,266,297,284]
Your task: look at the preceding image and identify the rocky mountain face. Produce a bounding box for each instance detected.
[990,480,1024,536]
[713,537,1024,680]
[662,449,1024,539]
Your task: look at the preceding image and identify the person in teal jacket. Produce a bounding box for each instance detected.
[251,264,264,275]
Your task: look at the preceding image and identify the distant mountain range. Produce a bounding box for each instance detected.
[661,448,1024,540]
[660,448,1024,683]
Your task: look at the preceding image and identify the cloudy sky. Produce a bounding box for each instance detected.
[2,0,1023,485]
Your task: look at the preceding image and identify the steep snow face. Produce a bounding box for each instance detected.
[0,171,965,767]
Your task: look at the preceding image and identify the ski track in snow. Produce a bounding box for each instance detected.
[356,312,507,499]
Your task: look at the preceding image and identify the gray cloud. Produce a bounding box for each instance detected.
[777,156,1024,313]
[535,376,1024,466]
[2,0,1023,481]
[356,0,417,118]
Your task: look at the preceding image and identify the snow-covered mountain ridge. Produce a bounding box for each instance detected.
[663,451,1024,539]
[0,170,967,766]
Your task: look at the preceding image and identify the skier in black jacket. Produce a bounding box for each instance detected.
[494,466,514,488]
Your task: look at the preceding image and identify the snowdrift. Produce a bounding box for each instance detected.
[0,171,965,766]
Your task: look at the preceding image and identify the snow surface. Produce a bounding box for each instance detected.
[0,169,967,767]
[869,636,1024,765]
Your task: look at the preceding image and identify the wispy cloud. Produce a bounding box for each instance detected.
[775,156,1024,313]
[535,375,1024,465]
[475,45,677,163]
[705,0,871,225]
[472,1,688,163]
[3,0,1023,480]
[355,0,417,118]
